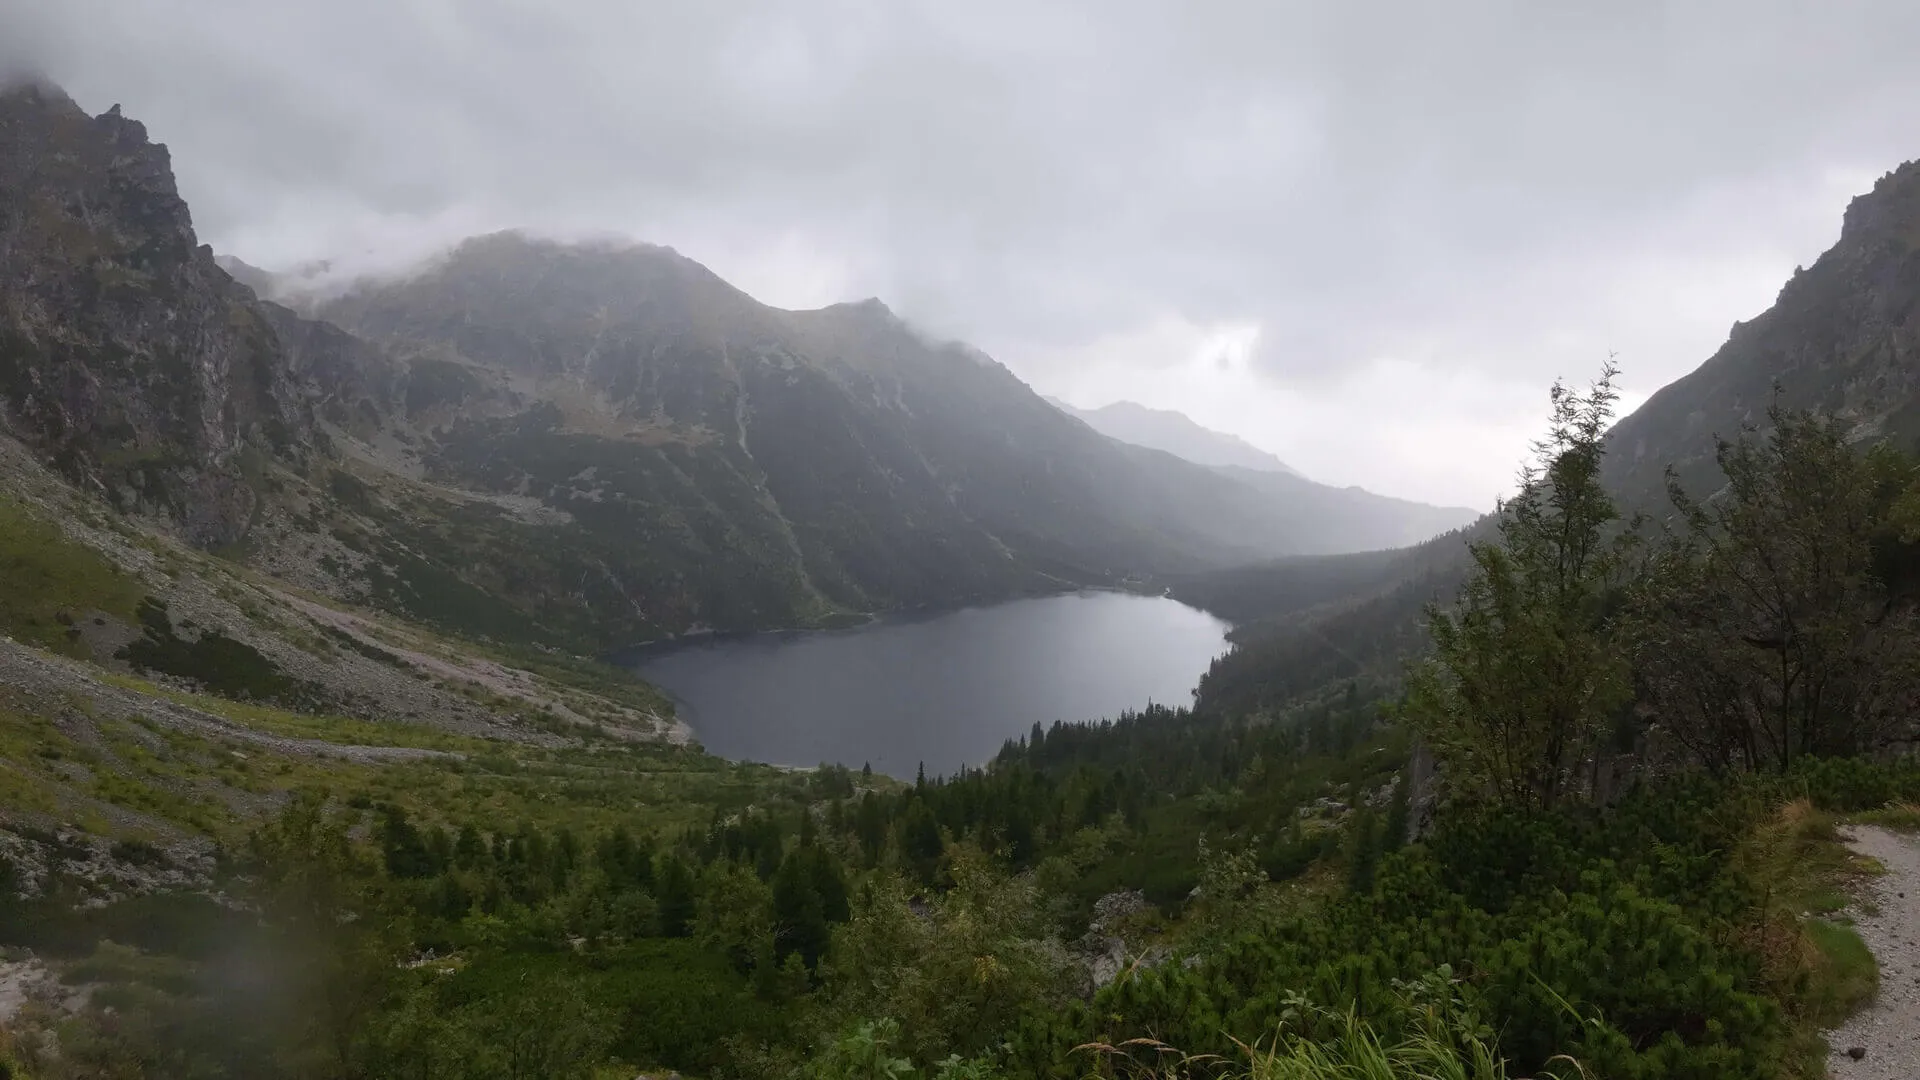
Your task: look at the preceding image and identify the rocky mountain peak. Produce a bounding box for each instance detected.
[1839,158,1920,246]
[1602,157,1920,508]
[0,82,314,546]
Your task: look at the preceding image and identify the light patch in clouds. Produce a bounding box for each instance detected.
[8,0,1919,507]
[1036,316,1554,508]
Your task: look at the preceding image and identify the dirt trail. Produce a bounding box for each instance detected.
[1826,825,1920,1078]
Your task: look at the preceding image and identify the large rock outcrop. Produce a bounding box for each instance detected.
[0,80,311,546]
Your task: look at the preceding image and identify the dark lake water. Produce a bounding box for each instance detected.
[630,591,1230,778]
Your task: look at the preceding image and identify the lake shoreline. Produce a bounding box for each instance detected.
[624,590,1230,780]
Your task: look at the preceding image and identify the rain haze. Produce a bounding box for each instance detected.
[7,0,1919,508]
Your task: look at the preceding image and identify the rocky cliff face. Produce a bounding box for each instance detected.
[0,81,315,546]
[1604,158,1920,506]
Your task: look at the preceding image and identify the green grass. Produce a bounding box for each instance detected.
[1733,798,1886,1076]
[1801,886,1852,916]
[0,703,96,818]
[1025,1004,1560,1080]
[1740,800,1863,915]
[11,660,821,847]
[95,668,482,752]
[1852,802,1920,832]
[118,596,327,710]
[0,494,144,655]
[0,495,821,847]
[60,940,199,994]
[1802,919,1878,1028]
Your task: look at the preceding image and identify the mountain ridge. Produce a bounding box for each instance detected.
[0,84,1479,657]
[1185,154,1920,717]
[1046,396,1477,549]
[1050,397,1303,476]
[1602,157,1920,506]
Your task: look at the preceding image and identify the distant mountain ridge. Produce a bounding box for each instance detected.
[1049,397,1479,547]
[1049,398,1304,476]
[0,83,1478,653]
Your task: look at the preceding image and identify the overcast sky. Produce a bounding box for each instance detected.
[8,1,1919,508]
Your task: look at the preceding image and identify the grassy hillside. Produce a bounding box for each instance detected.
[0,495,144,657]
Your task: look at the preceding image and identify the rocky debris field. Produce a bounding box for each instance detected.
[0,639,455,767]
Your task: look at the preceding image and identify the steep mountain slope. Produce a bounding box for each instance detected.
[309,235,1250,630]
[1051,398,1303,475]
[311,232,1467,634]
[1182,528,1478,717]
[0,83,810,916]
[0,81,1474,654]
[1603,159,1920,506]
[1187,157,1920,717]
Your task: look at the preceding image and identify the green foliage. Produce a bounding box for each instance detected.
[657,853,698,938]
[696,857,775,967]
[16,374,1920,1080]
[773,840,850,968]
[1081,970,1551,1080]
[805,1020,918,1080]
[1190,836,1280,943]
[1799,920,1877,1028]
[1634,405,1920,770]
[1002,780,1818,1079]
[0,494,143,655]
[1405,363,1637,811]
[819,846,1083,1066]
[118,597,326,710]
[11,720,1903,1080]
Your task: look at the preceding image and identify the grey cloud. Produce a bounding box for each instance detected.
[6,0,1919,503]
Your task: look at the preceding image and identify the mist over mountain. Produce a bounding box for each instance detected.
[1045,397,1477,547]
[0,84,1477,656]
[1189,153,1920,717]
[1049,398,1304,476]
[5,18,1920,1074]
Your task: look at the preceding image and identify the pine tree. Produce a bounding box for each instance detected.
[377,805,434,880]
[656,853,697,938]
[855,791,888,867]
[771,850,831,968]
[454,823,488,870]
[899,799,945,884]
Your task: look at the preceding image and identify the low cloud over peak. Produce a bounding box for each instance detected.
[12,0,1919,506]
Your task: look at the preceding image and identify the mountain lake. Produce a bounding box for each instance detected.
[629,591,1231,778]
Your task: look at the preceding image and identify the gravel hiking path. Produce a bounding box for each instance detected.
[1826,825,1920,1078]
